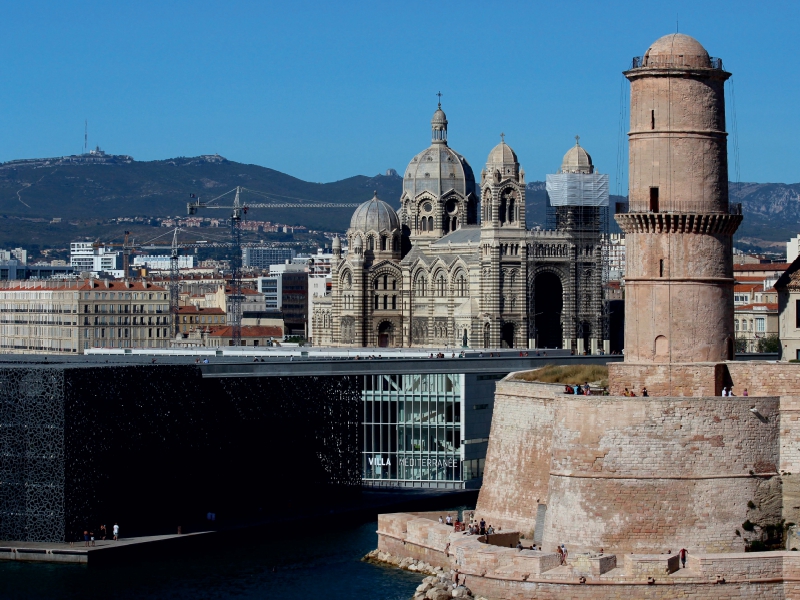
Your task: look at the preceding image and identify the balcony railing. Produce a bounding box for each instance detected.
[630,55,723,70]
[617,202,742,215]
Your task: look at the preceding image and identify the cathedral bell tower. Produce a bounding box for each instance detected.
[479,136,528,349]
[616,34,741,364]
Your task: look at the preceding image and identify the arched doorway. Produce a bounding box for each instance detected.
[501,323,515,349]
[378,322,394,347]
[534,272,563,348]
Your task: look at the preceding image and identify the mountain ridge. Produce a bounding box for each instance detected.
[0,155,797,247]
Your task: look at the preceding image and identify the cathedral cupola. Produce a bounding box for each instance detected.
[431,102,448,144]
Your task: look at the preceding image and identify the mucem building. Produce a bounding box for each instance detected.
[1,352,618,541]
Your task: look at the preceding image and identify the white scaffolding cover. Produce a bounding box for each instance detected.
[546,173,609,207]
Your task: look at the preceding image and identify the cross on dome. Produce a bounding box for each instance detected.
[436,91,443,108]
[575,135,580,146]
[500,132,505,143]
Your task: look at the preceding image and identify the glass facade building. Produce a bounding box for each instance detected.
[361,372,501,489]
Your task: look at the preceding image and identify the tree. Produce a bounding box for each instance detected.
[757,334,781,354]
[735,337,749,353]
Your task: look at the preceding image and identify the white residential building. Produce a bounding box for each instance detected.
[70,242,123,276]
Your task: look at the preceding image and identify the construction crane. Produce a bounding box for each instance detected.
[186,186,360,346]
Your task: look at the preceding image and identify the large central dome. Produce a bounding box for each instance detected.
[402,104,476,200]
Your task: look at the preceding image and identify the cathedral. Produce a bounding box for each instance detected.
[312,103,608,351]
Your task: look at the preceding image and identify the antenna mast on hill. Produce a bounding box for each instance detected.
[84,120,88,154]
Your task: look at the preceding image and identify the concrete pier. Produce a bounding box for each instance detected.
[0,532,213,565]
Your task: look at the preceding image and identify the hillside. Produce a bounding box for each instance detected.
[0,155,797,250]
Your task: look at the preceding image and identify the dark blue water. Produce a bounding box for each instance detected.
[0,521,420,599]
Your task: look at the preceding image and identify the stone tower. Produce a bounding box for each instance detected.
[616,33,741,364]
[479,138,528,348]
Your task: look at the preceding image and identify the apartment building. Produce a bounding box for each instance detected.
[0,279,172,354]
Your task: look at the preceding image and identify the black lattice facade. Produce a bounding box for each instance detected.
[0,365,360,542]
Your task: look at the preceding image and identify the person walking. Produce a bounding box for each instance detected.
[100,524,107,541]
[679,547,688,568]
[561,544,568,564]
[557,545,564,565]
[113,523,119,541]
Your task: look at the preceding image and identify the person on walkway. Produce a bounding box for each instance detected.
[721,387,728,396]
[113,523,119,541]
[642,387,649,397]
[446,514,452,526]
[679,548,687,568]
[100,524,106,541]
[743,388,749,396]
[557,545,564,564]
[439,516,444,524]
[84,530,90,547]
[583,382,590,395]
[90,531,95,547]
[561,544,568,564]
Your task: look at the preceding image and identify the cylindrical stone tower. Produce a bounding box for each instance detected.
[616,33,741,363]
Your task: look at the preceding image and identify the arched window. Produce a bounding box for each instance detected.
[421,218,427,232]
[436,273,446,297]
[508,197,516,222]
[415,274,427,297]
[427,216,433,230]
[383,275,388,289]
[392,295,397,310]
[374,295,379,310]
[383,295,388,310]
[499,196,507,224]
[367,236,374,251]
[374,279,379,290]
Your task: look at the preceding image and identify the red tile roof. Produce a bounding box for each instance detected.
[735,303,778,311]
[734,263,791,272]
[207,325,283,338]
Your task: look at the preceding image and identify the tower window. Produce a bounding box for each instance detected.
[651,109,655,130]
[659,259,664,277]
[650,187,659,212]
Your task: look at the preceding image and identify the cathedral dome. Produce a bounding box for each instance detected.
[349,192,400,233]
[487,141,517,165]
[560,137,593,174]
[644,33,711,68]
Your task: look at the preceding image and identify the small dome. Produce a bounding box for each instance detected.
[560,137,593,174]
[431,106,447,126]
[349,192,400,233]
[352,235,363,249]
[487,141,518,165]
[644,33,711,68]
[332,235,341,249]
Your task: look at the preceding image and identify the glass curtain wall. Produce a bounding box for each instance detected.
[362,373,462,488]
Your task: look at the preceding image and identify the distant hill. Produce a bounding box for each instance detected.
[0,155,796,246]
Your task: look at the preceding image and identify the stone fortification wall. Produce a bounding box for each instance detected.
[544,395,781,553]
[376,512,800,599]
[475,377,785,554]
[474,380,560,536]
[608,362,722,396]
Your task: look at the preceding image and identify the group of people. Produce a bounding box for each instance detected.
[78,523,119,547]
[721,386,747,396]
[564,382,594,396]
[621,387,649,397]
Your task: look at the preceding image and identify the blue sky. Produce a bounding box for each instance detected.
[1,0,798,189]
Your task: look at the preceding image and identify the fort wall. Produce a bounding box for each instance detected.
[472,380,559,536]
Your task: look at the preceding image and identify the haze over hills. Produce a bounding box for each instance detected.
[0,153,797,249]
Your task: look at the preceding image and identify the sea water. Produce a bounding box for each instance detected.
[0,521,420,600]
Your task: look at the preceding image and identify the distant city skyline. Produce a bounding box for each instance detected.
[1,1,798,188]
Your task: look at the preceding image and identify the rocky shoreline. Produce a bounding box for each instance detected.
[363,549,484,600]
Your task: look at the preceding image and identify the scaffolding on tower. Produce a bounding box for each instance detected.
[545,157,610,353]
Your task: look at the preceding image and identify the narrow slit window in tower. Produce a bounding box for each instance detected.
[651,109,655,130]
[650,187,659,212]
[659,259,664,277]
